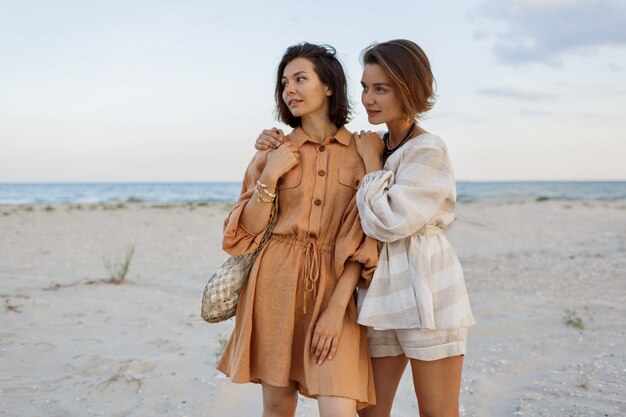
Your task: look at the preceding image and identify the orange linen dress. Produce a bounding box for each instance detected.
[216,126,378,409]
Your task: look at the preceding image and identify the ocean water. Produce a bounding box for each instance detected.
[0,181,624,205]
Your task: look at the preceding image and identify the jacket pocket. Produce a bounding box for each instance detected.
[338,166,365,191]
[277,166,302,190]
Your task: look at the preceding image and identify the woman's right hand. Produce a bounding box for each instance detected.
[263,141,299,182]
[353,130,384,173]
[255,127,285,150]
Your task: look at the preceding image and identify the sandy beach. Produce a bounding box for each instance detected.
[1,199,624,416]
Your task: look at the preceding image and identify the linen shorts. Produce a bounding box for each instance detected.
[367,327,468,361]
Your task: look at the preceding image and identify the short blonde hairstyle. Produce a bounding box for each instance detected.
[361,39,436,119]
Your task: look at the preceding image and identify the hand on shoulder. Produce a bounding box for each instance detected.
[353,130,384,173]
[255,127,285,150]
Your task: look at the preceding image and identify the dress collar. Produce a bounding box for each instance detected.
[288,126,351,149]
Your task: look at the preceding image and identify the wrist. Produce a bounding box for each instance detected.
[259,172,279,188]
[364,159,382,173]
[326,301,347,315]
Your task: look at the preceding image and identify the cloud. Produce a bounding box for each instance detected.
[475,0,626,64]
[476,87,556,101]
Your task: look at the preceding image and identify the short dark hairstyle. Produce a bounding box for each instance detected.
[275,42,351,128]
[361,39,436,119]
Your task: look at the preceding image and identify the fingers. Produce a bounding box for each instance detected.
[327,339,337,361]
[256,128,284,149]
[317,337,334,365]
[310,330,325,362]
[312,335,332,365]
[269,128,285,148]
[353,130,375,140]
[310,330,340,365]
[255,135,276,150]
[279,142,300,161]
[268,141,299,176]
[289,150,300,169]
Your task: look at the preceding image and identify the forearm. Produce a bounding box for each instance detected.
[239,170,279,235]
[362,153,382,173]
[326,260,362,314]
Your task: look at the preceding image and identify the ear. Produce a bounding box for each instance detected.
[325,86,333,96]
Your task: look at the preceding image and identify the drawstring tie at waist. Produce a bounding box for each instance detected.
[303,241,321,314]
[267,235,333,315]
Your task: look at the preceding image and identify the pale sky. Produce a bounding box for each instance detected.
[1,0,625,182]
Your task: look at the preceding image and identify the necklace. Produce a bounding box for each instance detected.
[383,122,417,160]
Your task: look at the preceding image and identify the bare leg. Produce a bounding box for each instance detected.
[410,355,464,417]
[358,355,409,417]
[318,395,357,417]
[261,381,299,417]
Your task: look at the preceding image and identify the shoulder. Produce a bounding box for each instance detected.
[339,126,353,136]
[399,134,451,168]
[397,133,448,160]
[411,133,448,152]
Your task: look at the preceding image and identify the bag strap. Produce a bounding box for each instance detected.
[252,190,279,254]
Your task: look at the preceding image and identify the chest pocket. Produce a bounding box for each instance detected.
[277,166,303,190]
[338,166,365,191]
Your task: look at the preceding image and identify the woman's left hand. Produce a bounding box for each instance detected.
[310,304,345,365]
[353,130,384,172]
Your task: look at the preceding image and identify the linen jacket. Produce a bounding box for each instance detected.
[356,133,475,330]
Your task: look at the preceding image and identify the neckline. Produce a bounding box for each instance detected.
[382,131,430,165]
[383,122,416,153]
[383,132,432,166]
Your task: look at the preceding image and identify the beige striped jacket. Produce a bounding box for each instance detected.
[356,133,475,330]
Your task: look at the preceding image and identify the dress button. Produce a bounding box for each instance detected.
[309,232,317,239]
[314,199,322,206]
[355,179,361,186]
[319,145,326,152]
[317,170,326,176]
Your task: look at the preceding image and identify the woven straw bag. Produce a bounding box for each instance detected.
[201,196,279,323]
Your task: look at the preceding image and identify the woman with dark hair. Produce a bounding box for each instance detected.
[257,39,475,417]
[217,42,377,417]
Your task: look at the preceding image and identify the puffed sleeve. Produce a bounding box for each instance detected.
[222,150,273,256]
[356,139,454,243]
[334,197,379,288]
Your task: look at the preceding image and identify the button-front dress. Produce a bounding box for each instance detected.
[216,126,377,409]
